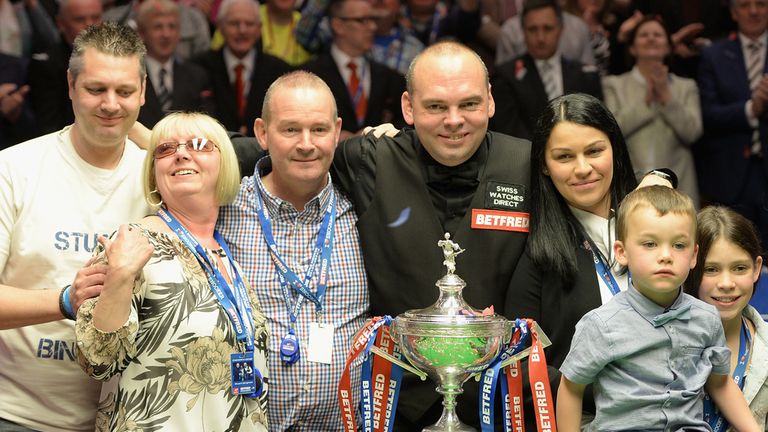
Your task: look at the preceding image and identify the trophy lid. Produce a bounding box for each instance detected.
[396,233,506,329]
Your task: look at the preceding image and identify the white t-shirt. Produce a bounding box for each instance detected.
[0,126,150,431]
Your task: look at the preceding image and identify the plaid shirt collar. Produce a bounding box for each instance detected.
[254,156,335,223]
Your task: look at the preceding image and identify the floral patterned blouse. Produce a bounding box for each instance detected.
[75,225,269,432]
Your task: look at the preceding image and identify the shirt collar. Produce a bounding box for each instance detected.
[331,43,366,70]
[223,47,256,75]
[625,282,687,326]
[738,31,768,50]
[253,156,334,220]
[145,56,174,81]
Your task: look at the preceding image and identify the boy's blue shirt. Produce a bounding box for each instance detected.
[561,284,730,432]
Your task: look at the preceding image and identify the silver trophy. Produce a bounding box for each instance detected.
[389,233,510,432]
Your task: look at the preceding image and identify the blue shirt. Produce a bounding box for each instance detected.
[218,157,369,431]
[561,285,730,432]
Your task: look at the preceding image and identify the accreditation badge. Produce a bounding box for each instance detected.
[231,351,263,397]
[307,322,334,364]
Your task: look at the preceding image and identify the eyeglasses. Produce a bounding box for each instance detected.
[153,137,217,159]
[336,15,377,24]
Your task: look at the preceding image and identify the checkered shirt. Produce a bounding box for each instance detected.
[218,158,369,431]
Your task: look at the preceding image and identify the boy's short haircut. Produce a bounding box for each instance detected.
[616,186,697,242]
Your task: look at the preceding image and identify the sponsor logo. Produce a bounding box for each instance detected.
[471,209,530,232]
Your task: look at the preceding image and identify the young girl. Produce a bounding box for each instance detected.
[684,206,768,430]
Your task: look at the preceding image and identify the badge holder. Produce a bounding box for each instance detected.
[280,328,301,364]
[231,351,264,397]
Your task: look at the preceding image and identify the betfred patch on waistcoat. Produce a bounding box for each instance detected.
[484,181,526,211]
[470,209,530,232]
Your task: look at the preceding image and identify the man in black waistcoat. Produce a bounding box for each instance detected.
[331,41,532,430]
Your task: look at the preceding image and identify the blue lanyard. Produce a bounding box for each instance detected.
[252,184,336,327]
[703,317,752,432]
[157,208,255,351]
[583,238,622,296]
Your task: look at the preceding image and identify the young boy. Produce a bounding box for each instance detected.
[556,186,760,432]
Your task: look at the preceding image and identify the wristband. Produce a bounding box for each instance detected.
[645,168,678,189]
[59,285,75,320]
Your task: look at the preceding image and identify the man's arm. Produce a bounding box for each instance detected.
[556,375,585,432]
[705,374,761,432]
[0,287,62,329]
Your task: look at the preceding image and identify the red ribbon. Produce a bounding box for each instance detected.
[338,317,385,432]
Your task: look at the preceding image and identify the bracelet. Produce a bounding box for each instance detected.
[59,285,75,320]
[645,168,678,189]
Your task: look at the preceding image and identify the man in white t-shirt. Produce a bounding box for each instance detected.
[0,22,150,432]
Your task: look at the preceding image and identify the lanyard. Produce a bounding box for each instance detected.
[703,317,752,432]
[583,238,622,296]
[158,208,255,351]
[252,184,336,326]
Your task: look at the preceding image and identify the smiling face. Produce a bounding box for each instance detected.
[403,49,494,167]
[544,121,613,218]
[615,207,698,307]
[139,12,180,63]
[697,238,762,324]
[153,135,221,209]
[254,84,341,206]
[68,48,145,154]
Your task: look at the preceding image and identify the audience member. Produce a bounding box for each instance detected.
[0,53,34,148]
[564,0,618,76]
[295,0,480,54]
[0,22,149,431]
[135,0,214,128]
[557,186,760,432]
[193,0,291,136]
[259,0,313,65]
[697,0,768,254]
[625,0,735,78]
[491,0,602,139]
[370,0,424,75]
[333,41,531,429]
[303,0,405,139]
[0,0,58,58]
[496,0,594,65]
[685,206,768,431]
[473,0,522,67]
[103,0,211,60]
[76,112,269,431]
[218,71,368,431]
[27,0,102,135]
[603,15,702,206]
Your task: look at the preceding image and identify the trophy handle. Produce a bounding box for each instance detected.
[369,345,429,381]
[498,321,552,369]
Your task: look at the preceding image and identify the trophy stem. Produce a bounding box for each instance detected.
[423,385,476,432]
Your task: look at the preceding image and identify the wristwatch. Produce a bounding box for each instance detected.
[645,168,678,189]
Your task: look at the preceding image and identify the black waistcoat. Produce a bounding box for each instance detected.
[354,130,532,425]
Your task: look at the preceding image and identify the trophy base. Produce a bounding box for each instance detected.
[423,423,475,432]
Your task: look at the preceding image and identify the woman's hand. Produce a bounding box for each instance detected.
[91,225,152,332]
[647,63,671,105]
[99,225,153,280]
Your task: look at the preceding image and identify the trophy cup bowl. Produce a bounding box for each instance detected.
[392,269,512,432]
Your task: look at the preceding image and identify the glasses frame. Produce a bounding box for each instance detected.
[335,15,377,24]
[153,137,218,159]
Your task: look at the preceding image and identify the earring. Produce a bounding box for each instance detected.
[147,189,163,207]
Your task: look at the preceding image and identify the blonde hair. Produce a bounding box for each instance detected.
[142,112,241,208]
[616,185,697,242]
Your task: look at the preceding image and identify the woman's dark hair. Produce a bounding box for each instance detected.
[627,15,674,64]
[684,206,763,297]
[528,93,637,285]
